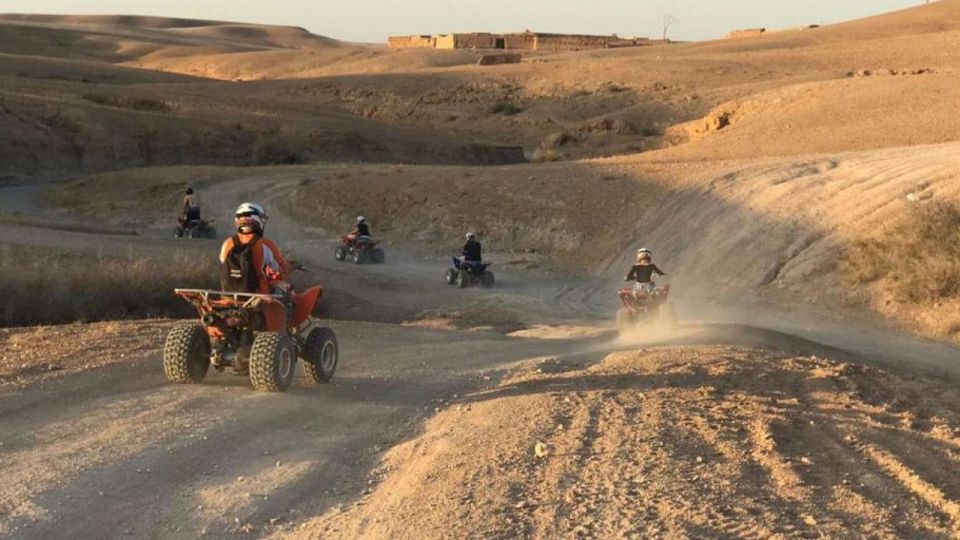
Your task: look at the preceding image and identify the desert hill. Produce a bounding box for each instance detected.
[4,2,960,179]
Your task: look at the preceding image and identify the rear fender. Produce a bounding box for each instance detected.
[291,286,323,327]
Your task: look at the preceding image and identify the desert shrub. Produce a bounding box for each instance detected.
[490,100,524,116]
[82,93,171,113]
[605,82,630,93]
[250,135,305,166]
[541,131,575,149]
[0,246,219,327]
[844,200,960,302]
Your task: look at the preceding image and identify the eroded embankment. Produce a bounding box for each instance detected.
[290,346,960,539]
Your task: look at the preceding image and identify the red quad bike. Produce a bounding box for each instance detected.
[163,286,338,392]
[335,234,385,264]
[616,283,676,333]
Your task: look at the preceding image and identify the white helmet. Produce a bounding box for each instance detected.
[235,202,267,234]
[357,215,365,223]
[637,247,652,261]
[235,202,266,218]
[465,232,476,240]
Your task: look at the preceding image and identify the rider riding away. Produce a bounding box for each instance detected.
[219,203,291,295]
[463,232,482,263]
[183,187,201,221]
[625,248,665,294]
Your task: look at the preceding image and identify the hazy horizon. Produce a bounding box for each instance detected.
[1,0,926,42]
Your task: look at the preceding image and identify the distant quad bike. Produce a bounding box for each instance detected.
[335,234,385,264]
[164,286,338,392]
[445,256,495,288]
[174,216,216,239]
[616,283,676,333]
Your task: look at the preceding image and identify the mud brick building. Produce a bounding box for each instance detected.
[389,31,650,51]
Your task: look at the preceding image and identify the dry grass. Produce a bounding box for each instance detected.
[489,100,524,116]
[844,200,960,302]
[0,245,218,326]
[81,93,172,113]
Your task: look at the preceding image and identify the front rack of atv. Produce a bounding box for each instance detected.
[174,289,283,309]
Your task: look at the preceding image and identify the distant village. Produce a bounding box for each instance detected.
[388,31,657,51]
[388,25,823,52]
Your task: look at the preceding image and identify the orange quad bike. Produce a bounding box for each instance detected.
[163,285,337,392]
[616,283,676,334]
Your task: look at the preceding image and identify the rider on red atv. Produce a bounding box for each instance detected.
[219,202,290,295]
[183,187,201,222]
[344,215,371,245]
[625,248,666,295]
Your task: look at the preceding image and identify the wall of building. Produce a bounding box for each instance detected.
[477,53,522,66]
[533,33,616,51]
[388,35,435,49]
[503,33,537,50]
[389,32,650,51]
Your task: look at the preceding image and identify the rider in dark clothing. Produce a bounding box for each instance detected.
[353,216,371,237]
[462,232,482,263]
[625,248,665,292]
[183,188,201,221]
[626,263,665,283]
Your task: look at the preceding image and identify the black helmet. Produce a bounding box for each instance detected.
[186,187,194,195]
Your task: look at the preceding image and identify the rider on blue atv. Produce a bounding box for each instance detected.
[462,232,482,264]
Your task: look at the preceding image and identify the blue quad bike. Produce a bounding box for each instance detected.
[445,257,495,288]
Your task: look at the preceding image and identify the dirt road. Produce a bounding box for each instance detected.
[0,320,605,538]
[4,180,960,539]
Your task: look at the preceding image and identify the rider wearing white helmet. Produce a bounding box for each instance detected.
[625,247,666,294]
[353,215,371,238]
[463,232,482,263]
[219,202,290,294]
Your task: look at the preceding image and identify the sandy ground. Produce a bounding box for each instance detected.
[304,346,960,539]
[3,319,960,538]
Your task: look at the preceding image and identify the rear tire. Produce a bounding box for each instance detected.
[249,332,296,392]
[302,327,338,383]
[481,271,495,288]
[445,269,458,285]
[335,246,347,261]
[371,248,385,264]
[163,323,210,383]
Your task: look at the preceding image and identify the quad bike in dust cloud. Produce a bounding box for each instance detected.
[445,256,494,288]
[616,282,676,334]
[335,234,385,264]
[163,283,337,392]
[174,216,216,239]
